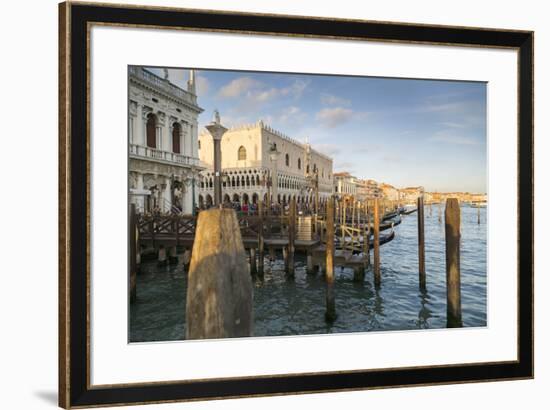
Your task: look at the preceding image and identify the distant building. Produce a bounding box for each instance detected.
[400,186,425,204]
[379,183,399,201]
[334,172,357,198]
[198,121,333,207]
[128,67,204,214]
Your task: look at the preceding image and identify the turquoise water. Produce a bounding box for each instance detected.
[129,205,486,342]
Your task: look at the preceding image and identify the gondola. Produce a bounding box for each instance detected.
[370,215,401,232]
[382,210,399,220]
[402,207,417,215]
[335,227,396,252]
[368,229,395,249]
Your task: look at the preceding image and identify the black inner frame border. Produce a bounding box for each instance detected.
[67,3,533,407]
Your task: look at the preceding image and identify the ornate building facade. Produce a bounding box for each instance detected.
[334,172,358,198]
[128,67,203,214]
[197,121,333,207]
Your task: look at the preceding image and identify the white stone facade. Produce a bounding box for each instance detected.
[128,67,204,214]
[334,172,358,198]
[197,121,333,207]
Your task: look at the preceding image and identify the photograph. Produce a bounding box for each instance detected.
[128,66,487,342]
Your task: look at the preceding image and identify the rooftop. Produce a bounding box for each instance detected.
[200,120,334,162]
[129,67,202,112]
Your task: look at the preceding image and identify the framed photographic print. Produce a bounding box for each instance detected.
[59,1,533,408]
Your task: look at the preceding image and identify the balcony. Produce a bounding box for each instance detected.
[130,143,200,167]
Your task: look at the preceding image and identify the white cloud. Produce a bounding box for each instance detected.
[320,93,351,106]
[288,79,308,99]
[276,106,307,126]
[251,79,308,103]
[254,88,281,102]
[218,77,260,98]
[315,107,354,128]
[218,77,309,104]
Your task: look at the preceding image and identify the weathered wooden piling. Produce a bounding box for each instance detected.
[287,197,296,277]
[169,246,178,265]
[364,205,370,268]
[477,202,481,225]
[373,198,381,288]
[325,197,337,322]
[186,208,253,339]
[306,252,315,274]
[250,248,257,275]
[445,198,462,328]
[258,200,264,277]
[157,245,167,266]
[417,195,426,290]
[129,204,137,303]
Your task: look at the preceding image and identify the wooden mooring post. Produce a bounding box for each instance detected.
[286,197,296,278]
[364,204,370,268]
[129,204,137,303]
[257,200,264,277]
[445,198,462,328]
[185,208,253,339]
[373,198,381,288]
[477,202,481,225]
[325,197,337,322]
[417,195,426,290]
[250,248,257,275]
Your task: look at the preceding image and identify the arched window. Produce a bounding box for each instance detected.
[298,158,301,170]
[306,164,310,174]
[172,122,181,154]
[238,146,247,161]
[285,153,290,166]
[146,113,157,148]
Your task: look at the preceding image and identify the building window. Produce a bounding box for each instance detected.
[285,153,290,167]
[146,113,157,148]
[238,146,247,161]
[198,140,201,149]
[298,158,301,170]
[172,122,181,154]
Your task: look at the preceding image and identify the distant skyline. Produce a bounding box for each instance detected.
[146,67,487,193]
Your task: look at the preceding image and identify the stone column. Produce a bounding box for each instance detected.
[138,105,148,146]
[155,126,162,150]
[188,123,194,159]
[163,115,171,152]
[183,176,194,214]
[162,176,172,212]
[136,172,145,212]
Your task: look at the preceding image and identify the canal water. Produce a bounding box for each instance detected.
[129,205,486,342]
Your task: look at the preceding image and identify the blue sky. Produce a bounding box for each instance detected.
[147,67,487,193]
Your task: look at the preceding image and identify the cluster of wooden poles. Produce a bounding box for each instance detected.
[320,195,463,328]
[132,195,464,339]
